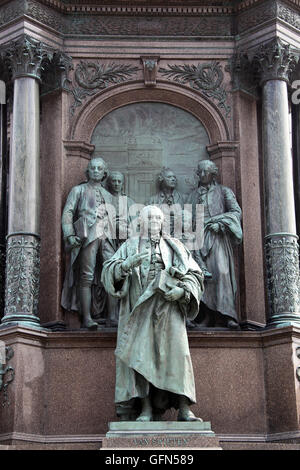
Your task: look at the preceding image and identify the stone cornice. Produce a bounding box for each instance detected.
[1,0,300,40]
[0,0,300,18]
[0,0,235,15]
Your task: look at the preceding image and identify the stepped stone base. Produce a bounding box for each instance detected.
[101,421,222,450]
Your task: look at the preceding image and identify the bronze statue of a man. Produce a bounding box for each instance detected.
[103,171,136,327]
[101,205,204,422]
[61,157,113,330]
[106,170,135,244]
[148,167,185,208]
[148,167,185,236]
[186,160,242,329]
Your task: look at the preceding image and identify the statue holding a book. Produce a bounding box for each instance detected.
[101,205,204,421]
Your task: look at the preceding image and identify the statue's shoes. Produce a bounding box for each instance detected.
[136,412,153,422]
[177,410,203,422]
[227,319,240,330]
[82,319,98,331]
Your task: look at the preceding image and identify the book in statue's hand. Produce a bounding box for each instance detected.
[153,269,178,294]
[74,216,88,240]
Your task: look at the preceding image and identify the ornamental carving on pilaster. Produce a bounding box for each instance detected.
[265,234,300,317]
[41,51,74,96]
[4,236,40,317]
[250,38,299,84]
[226,53,259,97]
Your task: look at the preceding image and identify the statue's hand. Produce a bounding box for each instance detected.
[209,222,220,233]
[122,251,148,271]
[68,235,82,248]
[164,286,185,302]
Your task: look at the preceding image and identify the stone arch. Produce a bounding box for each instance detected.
[70,81,231,143]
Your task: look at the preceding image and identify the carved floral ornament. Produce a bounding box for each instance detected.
[65,59,231,118]
[4,236,40,318]
[265,234,300,317]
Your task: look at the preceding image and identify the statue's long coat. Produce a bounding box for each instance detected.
[61,182,113,312]
[186,182,242,321]
[101,236,204,406]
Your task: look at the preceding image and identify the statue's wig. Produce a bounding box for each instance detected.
[157,167,177,189]
[196,159,218,178]
[107,171,125,192]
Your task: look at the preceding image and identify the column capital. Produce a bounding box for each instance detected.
[2,34,56,82]
[250,38,299,85]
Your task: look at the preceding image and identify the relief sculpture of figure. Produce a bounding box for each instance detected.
[186,160,242,330]
[101,205,204,422]
[147,167,185,236]
[103,171,136,327]
[61,157,113,330]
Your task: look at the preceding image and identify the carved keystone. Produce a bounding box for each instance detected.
[141,56,160,87]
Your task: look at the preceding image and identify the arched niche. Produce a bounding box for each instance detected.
[70,82,230,143]
[66,82,236,202]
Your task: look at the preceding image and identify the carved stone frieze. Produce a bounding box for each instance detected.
[67,61,139,115]
[278,1,300,30]
[237,0,277,34]
[2,0,300,39]
[4,235,40,320]
[250,38,299,84]
[0,0,233,37]
[265,234,300,323]
[159,62,231,117]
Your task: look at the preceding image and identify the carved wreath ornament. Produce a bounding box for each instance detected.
[159,61,231,116]
[68,61,139,114]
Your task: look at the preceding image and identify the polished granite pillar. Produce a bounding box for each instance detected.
[0,36,50,328]
[0,82,6,319]
[253,38,300,327]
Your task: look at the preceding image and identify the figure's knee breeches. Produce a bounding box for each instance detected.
[78,240,100,287]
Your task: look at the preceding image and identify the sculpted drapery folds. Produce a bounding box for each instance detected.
[186,160,242,329]
[101,205,204,422]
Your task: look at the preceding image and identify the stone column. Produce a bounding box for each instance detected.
[252,38,300,327]
[0,36,52,328]
[0,81,6,319]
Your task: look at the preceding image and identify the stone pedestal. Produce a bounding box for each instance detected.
[101,422,222,450]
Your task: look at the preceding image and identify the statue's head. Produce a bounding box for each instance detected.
[138,205,164,236]
[107,171,125,195]
[157,167,177,191]
[86,157,108,182]
[196,159,218,186]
